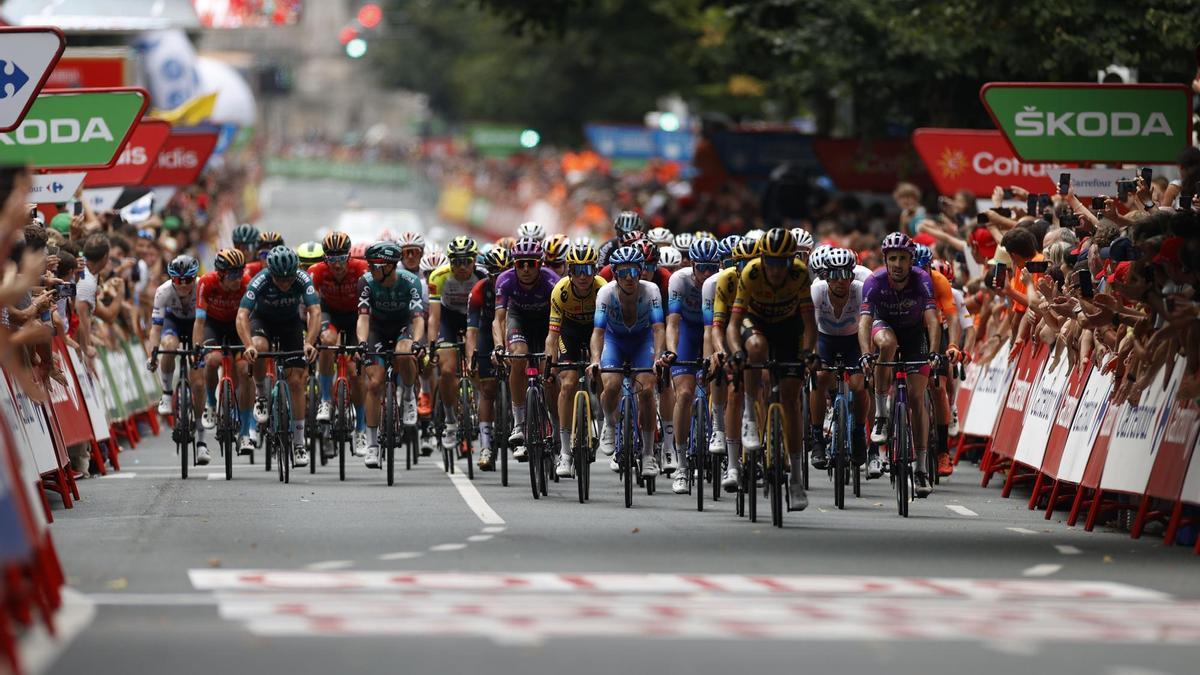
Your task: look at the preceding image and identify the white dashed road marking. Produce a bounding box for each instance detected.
[429,543,467,552]
[305,560,354,571]
[1006,527,1040,535]
[1055,545,1082,555]
[945,504,978,517]
[438,461,505,525]
[1022,564,1063,577]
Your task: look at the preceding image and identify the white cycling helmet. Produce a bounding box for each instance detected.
[420,250,447,274]
[659,246,682,270]
[744,228,765,242]
[647,227,674,246]
[518,221,547,241]
[791,227,815,252]
[673,232,695,252]
[572,235,595,248]
[824,248,858,279]
[397,231,425,250]
[808,244,831,275]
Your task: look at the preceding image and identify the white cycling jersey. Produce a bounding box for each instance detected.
[853,265,872,283]
[810,278,862,337]
[151,279,196,322]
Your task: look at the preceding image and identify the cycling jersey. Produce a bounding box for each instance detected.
[859,267,935,329]
[429,264,485,315]
[309,259,369,314]
[245,260,263,279]
[467,278,497,332]
[240,269,320,321]
[929,269,957,324]
[595,281,663,336]
[854,265,872,283]
[549,275,606,329]
[811,278,863,337]
[401,264,430,313]
[706,267,739,327]
[667,267,706,325]
[357,269,424,325]
[196,270,248,324]
[599,265,669,302]
[495,267,559,314]
[951,287,972,331]
[152,280,197,324]
[733,258,813,322]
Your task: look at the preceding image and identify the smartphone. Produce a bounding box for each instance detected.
[993,263,1008,289]
[1182,194,1194,210]
[71,201,83,216]
[28,206,37,221]
[1060,213,1080,228]
[1025,260,1049,274]
[1038,193,1051,209]
[1140,167,1152,186]
[1077,270,1094,298]
[1090,196,1106,211]
[1026,195,1038,215]
[976,213,989,226]
[1002,188,1015,200]
[56,282,77,299]
[1058,173,1070,196]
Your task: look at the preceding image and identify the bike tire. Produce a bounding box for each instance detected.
[894,401,910,518]
[306,376,319,474]
[769,407,784,528]
[800,389,810,491]
[220,379,235,481]
[336,379,349,481]
[385,381,397,487]
[711,454,721,503]
[692,396,707,512]
[526,389,541,500]
[620,396,634,508]
[497,381,511,486]
[748,456,757,523]
[460,379,475,480]
[574,392,590,504]
[177,380,192,480]
[834,399,847,510]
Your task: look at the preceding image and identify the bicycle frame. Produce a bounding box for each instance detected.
[317,337,362,482]
[199,342,246,480]
[362,344,420,487]
[736,359,807,528]
[600,364,656,509]
[257,341,307,484]
[674,359,714,511]
[552,360,595,504]
[158,340,200,480]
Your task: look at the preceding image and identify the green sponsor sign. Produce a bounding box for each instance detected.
[265,157,410,184]
[981,83,1192,163]
[0,88,148,169]
[467,124,526,157]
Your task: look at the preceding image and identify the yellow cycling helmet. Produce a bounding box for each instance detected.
[543,233,570,264]
[732,237,760,261]
[694,230,716,240]
[565,242,599,266]
[296,241,324,265]
[447,235,479,259]
[759,227,796,258]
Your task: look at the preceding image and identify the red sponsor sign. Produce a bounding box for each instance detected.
[46,337,94,449]
[812,138,931,193]
[911,128,1057,196]
[46,53,129,89]
[83,119,171,187]
[989,342,1048,461]
[1143,400,1199,501]
[143,131,219,186]
[1041,359,1092,477]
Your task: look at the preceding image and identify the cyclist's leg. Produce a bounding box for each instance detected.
[505,312,530,424]
[476,330,497,463]
[671,372,696,459]
[554,332,580,461]
[668,320,701,469]
[897,325,933,491]
[632,338,658,471]
[741,323,769,449]
[870,320,899,441]
[249,317,272,413]
[318,312,340,405]
[436,313,461,424]
[597,333,624,459]
[158,329,180,410]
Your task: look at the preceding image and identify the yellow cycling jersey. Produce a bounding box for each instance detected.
[427,263,482,315]
[710,267,740,327]
[549,275,607,329]
[733,258,813,323]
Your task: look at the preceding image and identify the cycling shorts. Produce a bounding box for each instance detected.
[202,318,242,348]
[600,332,655,370]
[670,319,704,379]
[505,309,549,352]
[250,315,306,369]
[366,320,413,367]
[321,309,358,339]
[438,309,468,345]
[739,314,804,378]
[817,333,861,367]
[161,314,194,341]
[476,332,496,379]
[554,322,591,363]
[870,320,930,375]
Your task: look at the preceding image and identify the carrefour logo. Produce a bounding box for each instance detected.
[0,117,114,145]
[1014,108,1174,138]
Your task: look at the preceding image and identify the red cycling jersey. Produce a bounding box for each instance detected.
[196,270,249,323]
[245,260,263,279]
[308,258,369,313]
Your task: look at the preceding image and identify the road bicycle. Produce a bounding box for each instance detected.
[258,339,308,484]
[736,358,808,528]
[498,352,556,500]
[812,358,863,510]
[674,359,717,512]
[199,342,247,480]
[869,355,941,518]
[362,343,421,486]
[433,339,478,479]
[553,360,598,504]
[317,337,362,481]
[600,363,657,509]
[157,339,201,480]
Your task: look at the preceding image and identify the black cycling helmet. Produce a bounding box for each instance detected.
[265,246,299,277]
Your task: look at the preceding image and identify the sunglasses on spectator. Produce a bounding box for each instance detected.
[325,254,349,264]
[694,263,719,274]
[172,276,196,285]
[614,266,640,280]
[515,259,540,270]
[569,264,595,277]
[450,257,474,268]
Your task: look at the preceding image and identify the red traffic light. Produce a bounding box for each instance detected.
[338,26,358,45]
[358,4,383,29]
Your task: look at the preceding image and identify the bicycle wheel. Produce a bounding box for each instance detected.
[712,453,721,503]
[747,453,757,523]
[799,389,810,491]
[894,401,910,518]
[220,379,235,481]
[305,376,319,474]
[768,406,784,528]
[692,395,708,512]
[498,381,511,486]
[460,379,475,480]
[833,398,847,510]
[335,379,349,481]
[176,379,192,480]
[619,395,634,508]
[273,383,290,484]
[384,380,397,486]
[525,387,542,500]
[573,391,590,504]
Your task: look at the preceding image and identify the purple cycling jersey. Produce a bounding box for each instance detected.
[859,266,935,329]
[495,267,560,315]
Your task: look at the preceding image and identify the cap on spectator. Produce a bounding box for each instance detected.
[1100,236,1139,263]
[1108,260,1133,285]
[163,215,182,231]
[49,212,72,234]
[970,227,997,260]
[988,246,1013,267]
[913,232,937,248]
[1152,236,1183,265]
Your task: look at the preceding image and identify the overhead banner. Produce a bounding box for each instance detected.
[84,118,172,187]
[29,171,86,203]
[584,124,696,163]
[911,128,1057,196]
[811,138,930,193]
[0,26,66,132]
[0,87,149,169]
[143,130,218,186]
[1057,168,1135,198]
[981,82,1192,163]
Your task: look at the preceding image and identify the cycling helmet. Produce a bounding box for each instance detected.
[265,246,299,277]
[167,254,199,279]
[258,231,284,249]
[673,232,695,251]
[213,248,246,272]
[496,236,517,250]
[618,229,645,246]
[447,235,479,259]
[322,231,352,256]
[517,221,547,241]
[732,237,760,261]
[695,231,716,240]
[931,259,954,279]
[647,227,674,246]
[421,250,447,274]
[572,235,595,248]
[659,246,682,269]
[791,227,815,252]
[484,246,512,274]
[296,241,324,265]
[825,248,857,270]
[365,241,402,264]
[718,235,742,260]
[511,237,544,260]
[613,211,645,235]
[914,243,933,269]
[350,242,368,259]
[744,228,765,242]
[479,242,494,256]
[608,245,645,267]
[634,240,659,265]
[810,243,832,267]
[760,228,796,258]
[397,231,425,250]
[689,238,721,264]
[881,232,915,254]
[232,223,259,246]
[543,234,570,264]
[565,242,599,266]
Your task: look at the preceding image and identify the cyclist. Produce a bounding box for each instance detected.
[727,228,816,510]
[231,224,259,268]
[915,245,962,478]
[857,232,942,497]
[545,242,606,478]
[934,259,974,440]
[194,249,255,456]
[707,237,757,491]
[791,227,815,262]
[466,247,512,471]
[428,236,485,454]
[397,231,433,419]
[357,241,427,469]
[494,238,560,457]
[147,255,204,460]
[296,241,324,272]
[237,246,321,468]
[518,221,547,243]
[647,227,674,248]
[598,211,646,266]
[659,246,683,272]
[247,231,284,279]
[589,245,667,478]
[666,238,721,494]
[674,232,695,262]
[308,231,370,453]
[543,234,570,278]
[808,248,869,471]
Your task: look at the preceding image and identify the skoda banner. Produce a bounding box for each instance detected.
[0,87,148,169]
[981,83,1192,163]
[911,128,1057,196]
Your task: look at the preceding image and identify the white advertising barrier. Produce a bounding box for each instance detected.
[1178,428,1200,506]
[0,377,49,529]
[1100,358,1185,494]
[29,172,86,203]
[1061,168,1136,198]
[3,373,59,476]
[109,345,141,414]
[69,345,111,443]
[1058,367,1115,484]
[962,341,1016,437]
[82,187,123,212]
[1014,349,1072,468]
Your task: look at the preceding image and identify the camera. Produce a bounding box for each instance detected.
[1090,196,1105,211]
[1058,173,1070,196]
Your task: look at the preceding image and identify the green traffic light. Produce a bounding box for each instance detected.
[346,38,368,58]
[519,129,540,148]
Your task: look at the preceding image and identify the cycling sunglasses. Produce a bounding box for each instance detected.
[568,263,595,277]
[325,254,350,264]
[614,266,640,280]
[763,256,791,268]
[826,268,854,280]
[515,259,540,270]
[693,262,719,274]
[218,268,244,279]
[367,260,395,270]
[171,276,196,285]
[450,257,474,268]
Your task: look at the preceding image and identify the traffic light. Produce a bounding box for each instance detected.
[346,38,368,59]
[358,3,383,29]
[519,129,541,149]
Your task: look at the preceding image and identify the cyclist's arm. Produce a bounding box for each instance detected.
[235,307,253,347]
[305,304,321,347]
[653,321,666,358]
[427,299,441,342]
[146,323,163,354]
[356,312,369,346]
[725,309,743,358]
[192,310,206,350]
[493,307,506,348]
[666,313,681,354]
[589,327,604,367]
[857,313,873,356]
[411,313,426,347]
[544,325,559,364]
[947,314,962,354]
[801,305,817,352]
[924,308,941,357]
[465,326,478,368]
